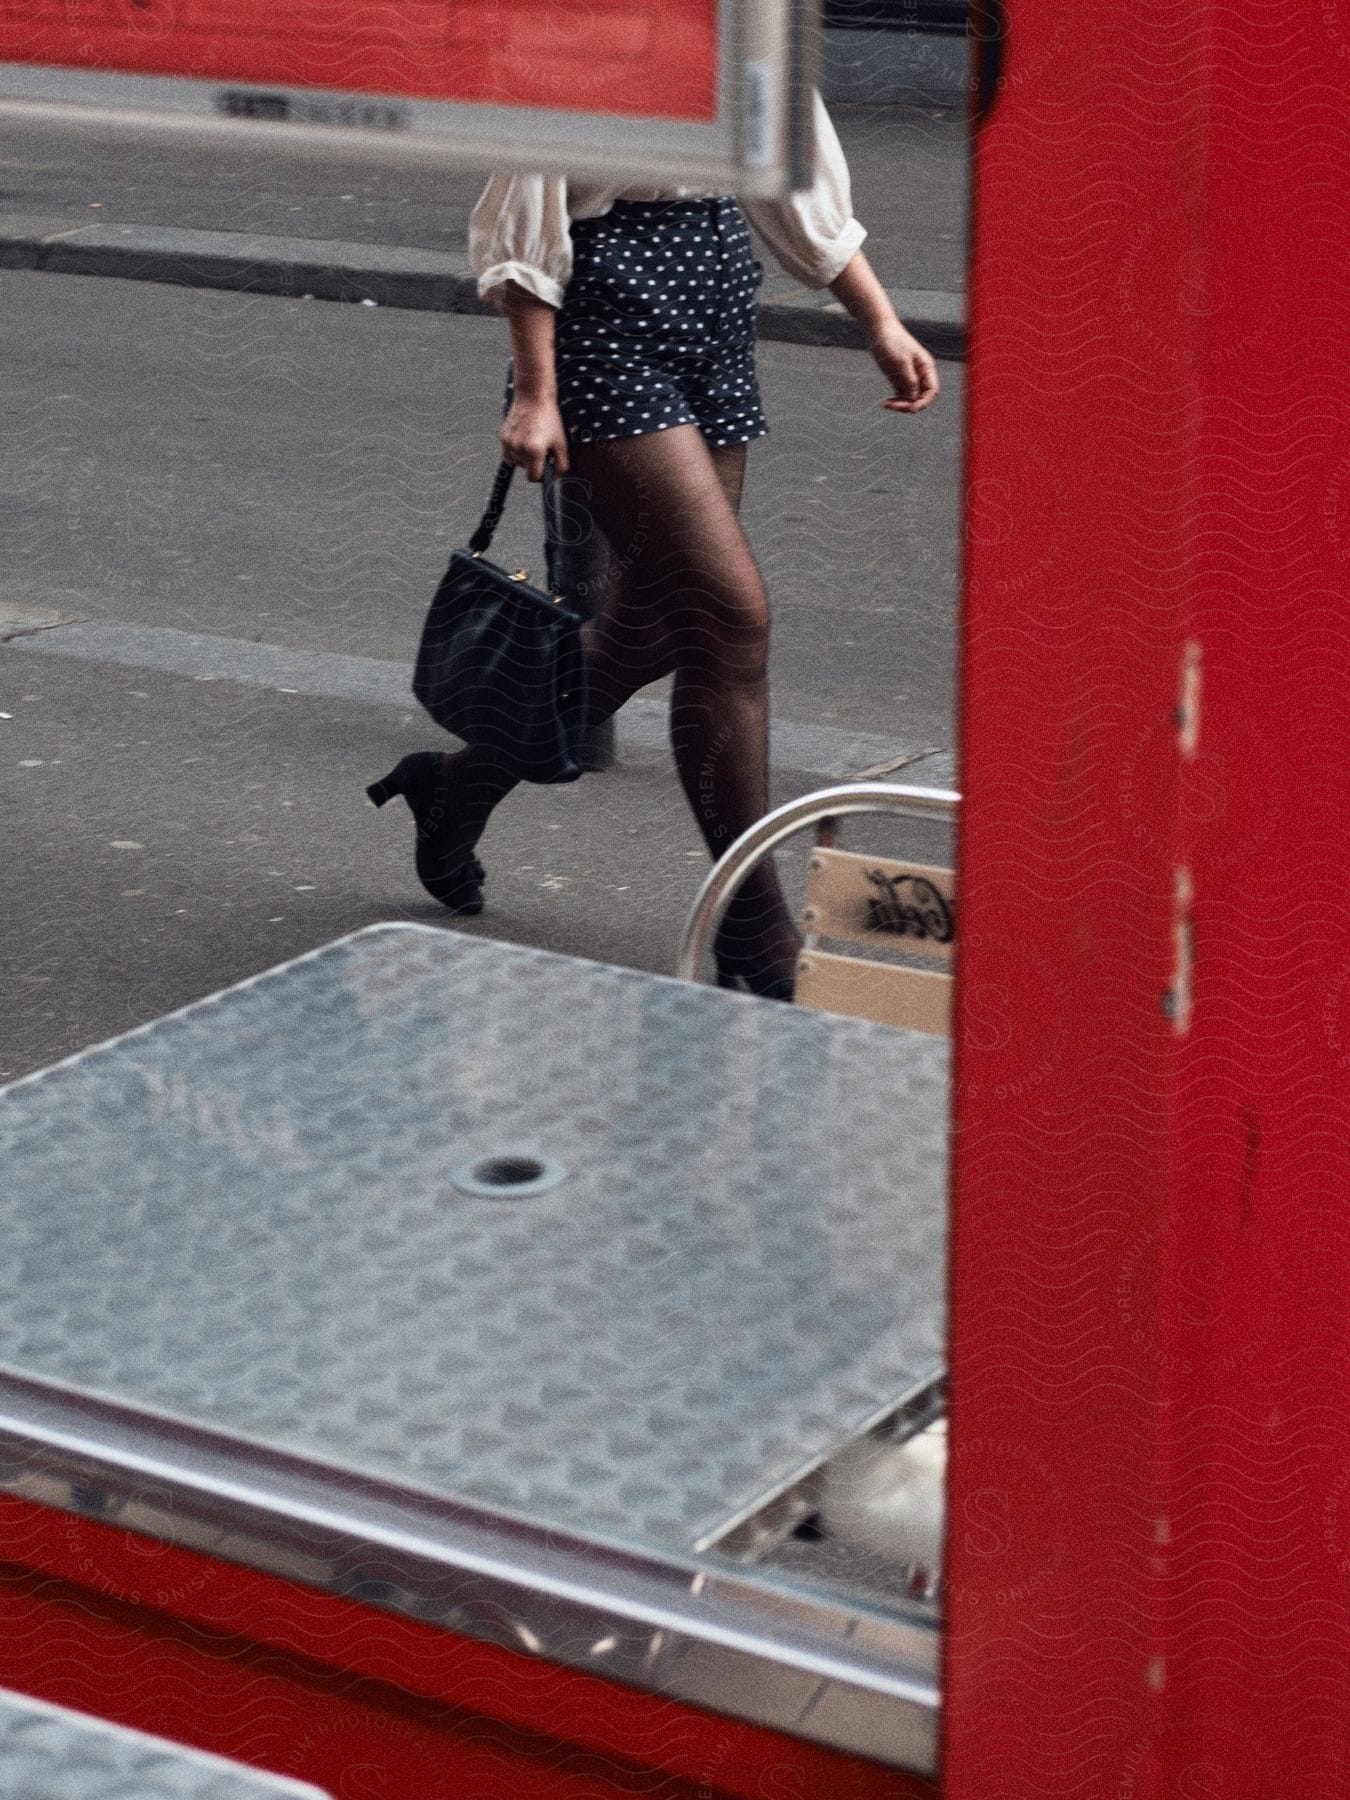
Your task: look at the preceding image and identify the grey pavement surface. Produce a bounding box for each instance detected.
[0,97,969,290]
[0,97,969,351]
[819,23,970,113]
[2,271,961,739]
[0,213,966,359]
[1,264,960,1081]
[15,618,944,783]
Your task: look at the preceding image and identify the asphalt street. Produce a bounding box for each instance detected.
[2,247,962,1080]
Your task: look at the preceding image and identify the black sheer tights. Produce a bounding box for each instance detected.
[437,424,799,983]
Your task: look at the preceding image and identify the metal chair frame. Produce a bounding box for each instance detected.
[675,781,962,987]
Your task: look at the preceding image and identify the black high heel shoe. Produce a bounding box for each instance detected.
[712,925,798,1003]
[367,752,486,916]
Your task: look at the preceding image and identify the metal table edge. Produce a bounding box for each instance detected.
[0,920,946,1114]
[0,924,443,1100]
[0,922,801,1105]
[0,1369,940,1777]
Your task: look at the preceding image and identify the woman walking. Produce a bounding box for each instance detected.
[370,94,939,997]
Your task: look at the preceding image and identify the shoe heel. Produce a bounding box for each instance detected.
[366,761,408,809]
[368,751,489,914]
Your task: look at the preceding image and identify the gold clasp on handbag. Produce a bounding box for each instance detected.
[512,569,529,582]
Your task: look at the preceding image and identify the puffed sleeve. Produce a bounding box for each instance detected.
[469,173,573,310]
[740,92,867,289]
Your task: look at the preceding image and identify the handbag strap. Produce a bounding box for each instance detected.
[468,460,515,556]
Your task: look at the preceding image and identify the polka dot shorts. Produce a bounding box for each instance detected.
[554,196,769,449]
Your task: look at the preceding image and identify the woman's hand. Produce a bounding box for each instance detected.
[496,280,569,480]
[501,396,570,482]
[828,252,940,415]
[869,320,940,414]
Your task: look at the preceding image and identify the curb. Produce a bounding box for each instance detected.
[0,213,967,360]
[6,613,957,785]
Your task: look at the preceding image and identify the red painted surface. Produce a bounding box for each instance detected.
[948,0,1350,1795]
[0,0,719,121]
[0,1495,933,1799]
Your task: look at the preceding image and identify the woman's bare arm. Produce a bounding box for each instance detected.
[830,250,940,415]
[498,282,571,479]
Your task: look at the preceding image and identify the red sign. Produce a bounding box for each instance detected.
[0,0,719,122]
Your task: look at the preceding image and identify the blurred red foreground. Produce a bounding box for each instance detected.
[0,0,719,119]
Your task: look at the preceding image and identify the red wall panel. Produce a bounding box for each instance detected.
[947,0,1350,1794]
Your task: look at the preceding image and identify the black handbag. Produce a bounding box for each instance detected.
[412,461,589,784]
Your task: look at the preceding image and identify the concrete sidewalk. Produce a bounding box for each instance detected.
[0,98,968,356]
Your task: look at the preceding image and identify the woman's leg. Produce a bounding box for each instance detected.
[429,426,796,980]
[574,427,799,983]
[579,438,748,715]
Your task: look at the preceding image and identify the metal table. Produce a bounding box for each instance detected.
[0,1684,329,1798]
[0,926,949,1774]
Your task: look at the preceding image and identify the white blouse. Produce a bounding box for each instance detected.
[469,92,867,310]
